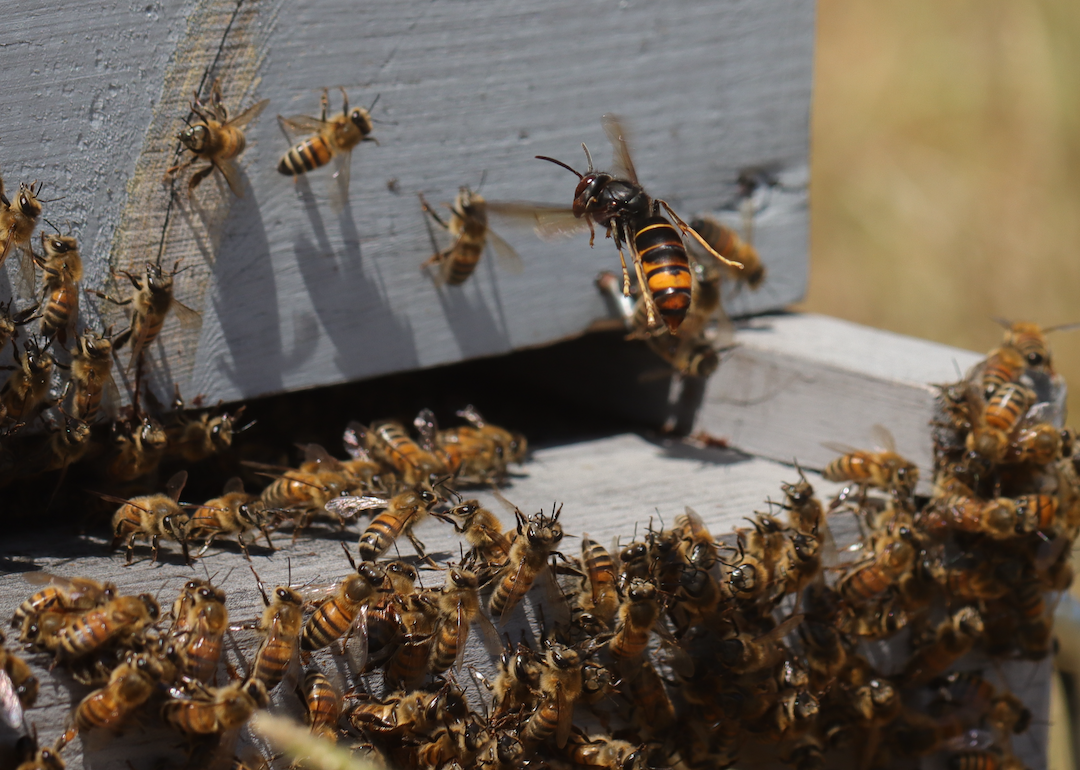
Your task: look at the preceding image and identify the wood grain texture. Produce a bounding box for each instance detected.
[0,0,813,405]
[0,433,1049,770]
[698,313,985,490]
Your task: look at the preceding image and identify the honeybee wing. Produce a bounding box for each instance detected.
[754,613,805,646]
[413,408,439,452]
[223,476,246,495]
[225,98,270,132]
[869,424,897,453]
[299,442,345,470]
[485,201,587,241]
[821,441,862,457]
[486,229,524,274]
[0,669,25,736]
[170,297,202,330]
[328,148,354,216]
[343,603,370,675]
[165,470,189,502]
[342,421,374,461]
[475,608,504,658]
[86,366,121,422]
[277,114,328,137]
[451,598,471,671]
[324,495,387,520]
[600,113,639,184]
[554,683,572,749]
[15,251,36,298]
[215,158,245,198]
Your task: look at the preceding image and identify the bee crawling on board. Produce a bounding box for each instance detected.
[165,78,269,197]
[277,87,379,211]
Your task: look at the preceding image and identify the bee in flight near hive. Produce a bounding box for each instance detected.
[277,87,379,210]
[165,78,269,197]
[418,183,523,286]
[530,113,742,332]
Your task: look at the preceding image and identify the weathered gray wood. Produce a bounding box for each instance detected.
[698,313,985,491]
[0,0,813,405]
[0,433,1049,770]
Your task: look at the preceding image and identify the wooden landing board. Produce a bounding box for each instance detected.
[0,0,813,407]
[0,433,1049,770]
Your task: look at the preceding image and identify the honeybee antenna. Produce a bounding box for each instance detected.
[476,169,487,193]
[367,93,381,112]
[535,155,582,180]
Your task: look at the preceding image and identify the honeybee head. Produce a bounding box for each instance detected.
[350,108,375,138]
[15,182,42,218]
[178,124,210,153]
[41,232,76,256]
[144,262,174,293]
[77,331,113,360]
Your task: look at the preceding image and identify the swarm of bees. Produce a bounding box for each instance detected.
[0,318,1073,770]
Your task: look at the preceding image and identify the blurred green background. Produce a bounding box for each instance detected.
[806,0,1080,422]
[807,3,1080,767]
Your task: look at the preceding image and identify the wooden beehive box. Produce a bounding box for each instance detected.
[0,1,1055,769]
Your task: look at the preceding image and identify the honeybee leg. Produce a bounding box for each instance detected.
[164,156,196,180]
[188,164,216,194]
[339,86,349,115]
[658,200,744,269]
[195,535,216,558]
[111,327,132,351]
[149,535,161,564]
[125,534,138,565]
[87,289,132,308]
[260,526,275,551]
[236,533,251,562]
[407,531,428,559]
[320,88,330,123]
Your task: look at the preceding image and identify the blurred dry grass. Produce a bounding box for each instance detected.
[809,3,1080,768]
[807,0,1080,421]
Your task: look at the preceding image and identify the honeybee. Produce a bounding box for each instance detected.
[105,413,168,482]
[64,331,117,423]
[624,659,675,736]
[53,593,160,660]
[384,591,439,689]
[455,404,528,467]
[326,487,440,560]
[480,642,542,718]
[996,317,1080,374]
[903,606,985,684]
[0,176,43,285]
[166,387,250,462]
[716,613,802,674]
[781,467,824,535]
[578,535,620,627]
[418,186,523,286]
[608,579,661,661]
[257,466,332,519]
[166,79,269,197]
[534,114,740,332]
[35,234,81,346]
[1002,422,1061,465]
[300,560,388,651]
[13,573,116,630]
[977,346,1026,399]
[688,214,766,290]
[93,259,201,371]
[964,382,1035,463]
[822,426,919,497]
[362,420,447,487]
[299,667,341,742]
[949,747,1025,770]
[187,477,275,559]
[249,569,303,692]
[922,488,1017,540]
[68,651,162,738]
[520,643,584,749]
[0,339,54,423]
[433,499,512,564]
[564,732,649,770]
[12,732,66,770]
[0,631,39,709]
[107,469,192,564]
[838,526,916,604]
[277,88,378,208]
[488,504,566,619]
[429,567,501,676]
[172,579,228,683]
[162,677,268,735]
[0,300,38,352]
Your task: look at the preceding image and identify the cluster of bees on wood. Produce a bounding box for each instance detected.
[2,318,1077,770]
[0,79,766,483]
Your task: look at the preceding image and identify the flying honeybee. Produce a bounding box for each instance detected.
[277,87,378,209]
[106,469,192,564]
[105,414,168,483]
[418,186,523,286]
[93,259,201,371]
[532,114,741,332]
[35,233,82,346]
[165,79,268,197]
